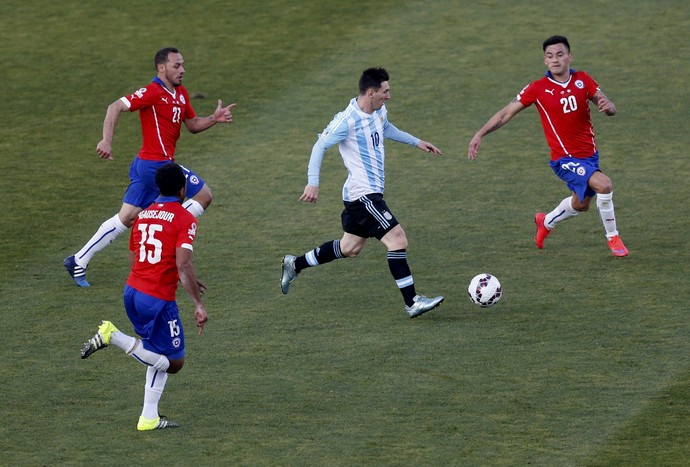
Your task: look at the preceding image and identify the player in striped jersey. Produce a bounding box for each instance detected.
[64,47,236,286]
[281,67,445,318]
[468,35,628,257]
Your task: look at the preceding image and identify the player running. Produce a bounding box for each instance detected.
[468,35,628,257]
[64,47,236,287]
[281,67,445,318]
[80,163,208,431]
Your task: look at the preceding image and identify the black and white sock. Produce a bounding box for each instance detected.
[387,249,416,306]
[295,240,343,273]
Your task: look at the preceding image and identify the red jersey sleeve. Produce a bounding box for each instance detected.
[581,71,600,99]
[122,84,159,112]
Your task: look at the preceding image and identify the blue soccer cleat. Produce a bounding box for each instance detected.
[64,255,90,287]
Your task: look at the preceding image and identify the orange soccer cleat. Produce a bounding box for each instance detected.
[534,213,552,249]
[607,235,629,257]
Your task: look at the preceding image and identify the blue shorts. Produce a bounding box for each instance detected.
[550,153,600,203]
[341,193,400,240]
[123,157,205,209]
[123,285,185,360]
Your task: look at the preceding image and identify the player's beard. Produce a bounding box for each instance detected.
[167,72,183,87]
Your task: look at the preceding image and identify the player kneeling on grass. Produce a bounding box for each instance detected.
[80,162,208,431]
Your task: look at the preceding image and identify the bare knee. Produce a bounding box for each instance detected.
[167,358,185,374]
[341,244,363,258]
[339,234,367,257]
[120,216,136,228]
[193,185,213,209]
[596,180,613,194]
[381,226,408,251]
[389,236,408,250]
[118,205,142,228]
[589,172,613,195]
[571,198,591,212]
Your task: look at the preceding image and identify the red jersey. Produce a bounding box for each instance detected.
[120,77,197,161]
[127,198,198,301]
[517,70,600,160]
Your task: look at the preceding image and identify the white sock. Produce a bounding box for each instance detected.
[109,331,137,353]
[109,331,169,370]
[545,196,579,229]
[596,192,619,238]
[141,367,168,420]
[182,199,205,218]
[74,214,128,267]
[130,340,170,372]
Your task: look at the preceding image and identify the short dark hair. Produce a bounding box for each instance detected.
[543,35,570,52]
[359,67,390,94]
[155,162,186,196]
[154,47,179,70]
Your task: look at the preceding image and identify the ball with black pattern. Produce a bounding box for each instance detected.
[467,273,502,308]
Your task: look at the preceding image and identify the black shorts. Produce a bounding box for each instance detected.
[341,193,399,240]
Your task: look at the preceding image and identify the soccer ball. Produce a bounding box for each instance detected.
[467,273,502,307]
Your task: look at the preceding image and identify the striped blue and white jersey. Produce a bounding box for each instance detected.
[307,98,419,202]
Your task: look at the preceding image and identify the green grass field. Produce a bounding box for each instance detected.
[1,0,689,464]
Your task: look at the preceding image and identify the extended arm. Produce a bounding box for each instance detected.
[176,247,208,335]
[96,99,128,160]
[384,122,442,155]
[184,99,237,134]
[468,99,525,159]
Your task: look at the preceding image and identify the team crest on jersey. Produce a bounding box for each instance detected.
[575,80,585,89]
[172,337,181,348]
[180,95,186,105]
[189,175,200,185]
[383,210,393,221]
[577,167,586,176]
